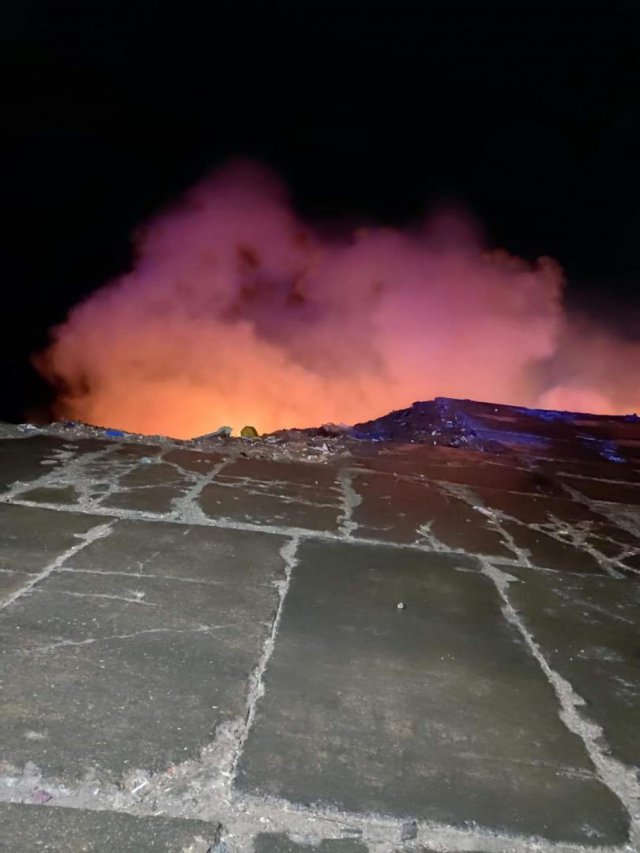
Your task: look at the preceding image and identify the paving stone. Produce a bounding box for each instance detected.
[502,565,640,766]
[254,833,367,852]
[16,485,81,505]
[0,437,72,491]
[219,459,338,488]
[562,476,640,505]
[0,570,33,605]
[67,518,283,583]
[499,521,605,574]
[350,471,513,555]
[470,486,605,525]
[351,445,565,497]
[539,457,640,483]
[96,460,192,513]
[101,484,185,513]
[0,504,106,574]
[0,520,287,781]
[199,459,342,531]
[162,447,226,473]
[237,539,629,844]
[0,802,220,852]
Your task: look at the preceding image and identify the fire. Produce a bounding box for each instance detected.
[36,161,640,437]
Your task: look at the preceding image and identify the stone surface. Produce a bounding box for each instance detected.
[0,504,107,574]
[504,565,640,766]
[1,400,640,852]
[0,436,70,491]
[199,459,342,531]
[349,471,512,555]
[0,802,220,852]
[0,519,287,781]
[237,539,629,843]
[253,834,367,852]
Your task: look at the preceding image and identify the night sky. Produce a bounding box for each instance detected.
[3,0,639,422]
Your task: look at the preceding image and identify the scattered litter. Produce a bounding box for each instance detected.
[139,457,155,464]
[195,426,233,440]
[401,819,418,841]
[130,779,149,795]
[318,422,351,436]
[32,789,52,804]
[104,428,125,438]
[240,425,259,438]
[396,602,406,610]
[18,423,40,433]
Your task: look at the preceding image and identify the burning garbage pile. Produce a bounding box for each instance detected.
[34,161,640,441]
[16,395,639,468]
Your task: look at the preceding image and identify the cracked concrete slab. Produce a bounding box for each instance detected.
[501,565,640,767]
[0,503,111,575]
[0,802,220,852]
[198,459,343,532]
[236,539,629,844]
[0,520,287,782]
[349,471,513,555]
[0,436,74,492]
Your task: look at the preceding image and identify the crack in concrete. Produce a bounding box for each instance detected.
[25,624,234,655]
[57,566,229,586]
[0,522,115,612]
[168,456,235,524]
[0,444,121,506]
[480,561,640,852]
[49,589,156,607]
[230,536,300,786]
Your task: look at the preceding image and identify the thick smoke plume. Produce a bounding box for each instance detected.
[37,161,640,437]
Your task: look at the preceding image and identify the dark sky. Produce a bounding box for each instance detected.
[2,0,639,421]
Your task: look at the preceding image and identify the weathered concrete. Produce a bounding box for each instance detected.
[502,565,640,767]
[254,834,368,852]
[1,399,639,852]
[0,519,287,781]
[0,802,220,851]
[236,540,629,844]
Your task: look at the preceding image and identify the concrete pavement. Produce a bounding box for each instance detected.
[0,399,639,851]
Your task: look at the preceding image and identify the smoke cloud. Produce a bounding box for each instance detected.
[36,161,640,437]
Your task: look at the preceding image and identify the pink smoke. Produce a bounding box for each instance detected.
[36,161,640,437]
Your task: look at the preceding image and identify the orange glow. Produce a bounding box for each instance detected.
[36,162,640,437]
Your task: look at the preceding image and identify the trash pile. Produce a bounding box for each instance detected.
[7,397,638,465]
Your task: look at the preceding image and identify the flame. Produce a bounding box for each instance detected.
[36,161,640,437]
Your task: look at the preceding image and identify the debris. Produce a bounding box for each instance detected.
[318,422,351,436]
[195,426,233,440]
[32,789,52,804]
[397,602,406,610]
[240,425,259,438]
[401,819,418,840]
[139,457,155,464]
[18,423,40,433]
[104,428,125,438]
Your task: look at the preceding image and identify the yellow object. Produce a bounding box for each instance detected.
[240,425,259,438]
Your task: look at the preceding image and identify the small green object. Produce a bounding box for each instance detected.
[240,425,259,438]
